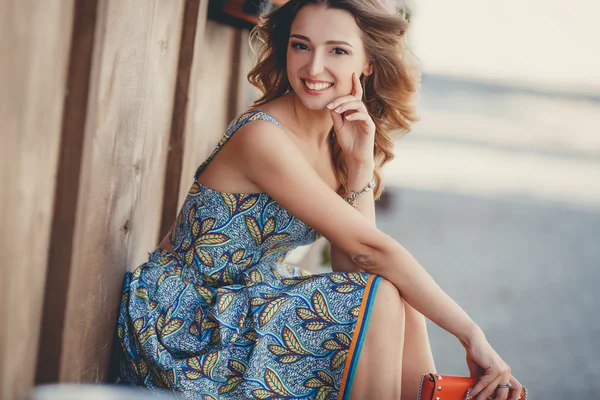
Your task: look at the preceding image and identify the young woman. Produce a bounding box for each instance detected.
[116,1,524,399]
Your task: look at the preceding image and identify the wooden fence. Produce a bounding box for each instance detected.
[0,1,264,398]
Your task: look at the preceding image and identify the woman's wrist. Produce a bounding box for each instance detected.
[457,322,486,349]
[346,160,375,192]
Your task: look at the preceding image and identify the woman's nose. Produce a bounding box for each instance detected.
[307,52,325,77]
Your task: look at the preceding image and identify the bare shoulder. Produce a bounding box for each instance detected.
[230,116,382,259]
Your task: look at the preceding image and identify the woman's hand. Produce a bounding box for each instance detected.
[465,333,524,400]
[326,72,375,166]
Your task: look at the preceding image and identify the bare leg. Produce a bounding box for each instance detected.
[400,301,436,400]
[350,279,405,400]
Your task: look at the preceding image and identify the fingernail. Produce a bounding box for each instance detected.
[334,106,341,112]
[327,103,334,109]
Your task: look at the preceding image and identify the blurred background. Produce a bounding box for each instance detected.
[2,0,598,399]
[387,1,600,398]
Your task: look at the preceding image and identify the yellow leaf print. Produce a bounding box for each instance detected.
[263,217,275,236]
[279,355,301,364]
[331,349,348,370]
[229,359,246,375]
[232,249,245,263]
[189,181,201,195]
[259,297,288,327]
[239,196,258,212]
[187,357,202,371]
[139,326,156,345]
[348,273,366,286]
[283,326,309,354]
[156,314,165,332]
[201,218,216,234]
[223,267,234,284]
[251,389,271,399]
[335,332,351,346]
[329,274,348,284]
[322,339,342,351]
[181,238,192,251]
[349,305,361,317]
[221,193,237,215]
[135,287,149,302]
[237,313,246,329]
[249,269,263,283]
[334,284,359,293]
[244,330,257,341]
[209,327,221,345]
[161,318,184,337]
[238,257,252,267]
[138,359,149,377]
[304,377,323,388]
[217,293,235,313]
[245,216,262,246]
[250,296,267,306]
[132,267,142,279]
[268,344,289,356]
[184,370,202,380]
[185,250,194,266]
[195,308,203,324]
[203,351,219,376]
[192,220,201,239]
[117,325,124,339]
[263,242,292,258]
[194,286,213,305]
[296,307,317,321]
[317,370,334,385]
[312,290,335,322]
[316,387,332,400]
[264,233,290,243]
[196,233,230,246]
[265,368,293,396]
[219,376,244,394]
[133,317,144,332]
[306,321,328,331]
[195,248,214,267]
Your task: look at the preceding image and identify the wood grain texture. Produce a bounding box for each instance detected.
[177,20,239,208]
[36,0,99,384]
[0,0,75,398]
[57,0,185,382]
[159,0,206,240]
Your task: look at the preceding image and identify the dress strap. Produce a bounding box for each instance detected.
[193,109,284,181]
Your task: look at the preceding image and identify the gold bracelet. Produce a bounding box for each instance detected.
[343,178,376,208]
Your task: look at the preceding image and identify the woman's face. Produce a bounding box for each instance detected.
[286,4,371,110]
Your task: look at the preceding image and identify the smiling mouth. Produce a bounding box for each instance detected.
[301,79,334,91]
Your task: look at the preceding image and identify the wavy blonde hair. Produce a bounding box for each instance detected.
[247,0,421,200]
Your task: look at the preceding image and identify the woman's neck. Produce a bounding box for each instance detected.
[286,93,333,148]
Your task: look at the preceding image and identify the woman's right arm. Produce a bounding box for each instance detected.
[232,120,515,399]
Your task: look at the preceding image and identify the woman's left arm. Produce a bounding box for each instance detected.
[330,161,376,273]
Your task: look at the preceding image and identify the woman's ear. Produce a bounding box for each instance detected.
[362,62,374,77]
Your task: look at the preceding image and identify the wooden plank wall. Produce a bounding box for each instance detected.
[0,0,269,398]
[0,1,76,399]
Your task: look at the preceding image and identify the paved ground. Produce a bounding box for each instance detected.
[374,76,600,398]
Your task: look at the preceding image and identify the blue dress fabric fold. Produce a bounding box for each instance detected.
[116,109,382,399]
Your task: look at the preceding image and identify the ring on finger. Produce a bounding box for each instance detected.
[497,382,512,389]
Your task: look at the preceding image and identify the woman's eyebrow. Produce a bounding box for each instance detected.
[290,34,353,48]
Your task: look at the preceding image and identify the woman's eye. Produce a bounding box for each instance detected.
[291,43,308,51]
[333,48,349,56]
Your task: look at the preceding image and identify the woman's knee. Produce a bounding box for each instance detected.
[374,278,405,318]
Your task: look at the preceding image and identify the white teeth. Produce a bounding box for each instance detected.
[303,80,332,91]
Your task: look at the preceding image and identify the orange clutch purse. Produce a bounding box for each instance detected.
[418,373,528,400]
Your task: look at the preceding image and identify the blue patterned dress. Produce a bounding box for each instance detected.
[116,109,383,399]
